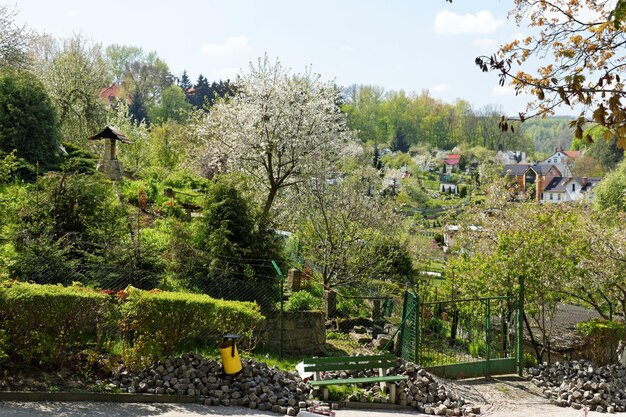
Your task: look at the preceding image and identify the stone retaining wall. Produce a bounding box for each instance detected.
[258,311,326,356]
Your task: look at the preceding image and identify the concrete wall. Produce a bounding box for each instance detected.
[258,311,326,356]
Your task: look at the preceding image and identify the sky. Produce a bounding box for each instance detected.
[11,0,540,115]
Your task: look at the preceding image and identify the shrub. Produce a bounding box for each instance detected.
[577,318,626,364]
[120,287,264,369]
[0,281,111,368]
[523,352,538,368]
[283,290,323,312]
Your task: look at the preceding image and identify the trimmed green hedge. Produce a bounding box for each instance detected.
[0,281,110,367]
[121,287,264,368]
[0,282,265,370]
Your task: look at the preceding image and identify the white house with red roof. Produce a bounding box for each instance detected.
[443,153,461,174]
[543,147,581,177]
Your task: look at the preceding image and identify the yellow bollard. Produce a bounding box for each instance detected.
[218,334,242,375]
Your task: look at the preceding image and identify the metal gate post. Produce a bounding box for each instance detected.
[517,276,525,376]
[415,297,420,364]
[485,298,490,376]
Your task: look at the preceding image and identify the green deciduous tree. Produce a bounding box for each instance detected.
[148,84,192,124]
[33,34,110,145]
[0,5,32,70]
[594,158,626,211]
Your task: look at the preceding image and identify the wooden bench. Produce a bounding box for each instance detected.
[303,354,406,402]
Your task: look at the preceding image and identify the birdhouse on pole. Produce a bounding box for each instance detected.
[88,126,132,180]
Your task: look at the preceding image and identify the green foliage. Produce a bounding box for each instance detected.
[120,287,264,369]
[0,281,110,368]
[594,159,626,212]
[0,70,61,172]
[283,290,323,312]
[148,84,192,124]
[60,142,98,174]
[7,173,149,287]
[523,352,538,368]
[171,177,282,308]
[577,318,626,365]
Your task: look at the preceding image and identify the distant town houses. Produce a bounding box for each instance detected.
[540,176,601,203]
[541,147,580,177]
[496,150,527,165]
[503,160,601,204]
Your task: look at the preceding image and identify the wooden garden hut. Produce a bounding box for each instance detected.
[88,126,132,180]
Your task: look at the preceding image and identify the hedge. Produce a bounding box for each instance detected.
[0,282,265,370]
[121,287,264,367]
[0,281,110,367]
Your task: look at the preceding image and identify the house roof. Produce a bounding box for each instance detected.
[88,126,132,144]
[530,163,560,176]
[443,154,461,165]
[503,163,531,176]
[563,150,581,160]
[543,176,602,192]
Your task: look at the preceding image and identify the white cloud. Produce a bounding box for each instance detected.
[201,36,249,57]
[491,85,516,97]
[431,83,450,93]
[433,10,504,35]
[67,9,80,17]
[472,38,498,51]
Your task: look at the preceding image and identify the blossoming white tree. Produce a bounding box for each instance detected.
[193,56,352,220]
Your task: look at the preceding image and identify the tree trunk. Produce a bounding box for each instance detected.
[261,186,279,225]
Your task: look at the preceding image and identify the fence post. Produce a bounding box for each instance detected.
[271,261,284,360]
[517,276,525,376]
[485,298,491,377]
[415,295,420,365]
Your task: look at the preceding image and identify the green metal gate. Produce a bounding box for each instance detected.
[398,283,524,379]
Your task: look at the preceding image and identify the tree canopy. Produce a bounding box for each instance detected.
[476,0,626,149]
[192,56,352,219]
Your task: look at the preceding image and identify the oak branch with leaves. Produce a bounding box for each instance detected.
[476,0,626,148]
[193,56,352,220]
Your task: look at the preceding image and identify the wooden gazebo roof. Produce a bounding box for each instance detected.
[88,126,132,144]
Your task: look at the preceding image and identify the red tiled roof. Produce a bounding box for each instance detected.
[563,150,581,160]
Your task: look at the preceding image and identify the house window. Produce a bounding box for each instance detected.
[549,193,553,200]
[557,193,561,201]
[540,193,544,200]
[572,184,576,192]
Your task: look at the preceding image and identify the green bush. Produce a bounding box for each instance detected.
[523,352,538,368]
[121,287,264,369]
[283,290,323,312]
[577,318,626,364]
[0,281,111,368]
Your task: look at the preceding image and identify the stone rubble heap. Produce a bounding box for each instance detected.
[110,353,311,416]
[528,360,626,413]
[108,353,479,416]
[318,360,480,416]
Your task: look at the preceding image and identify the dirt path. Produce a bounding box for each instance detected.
[440,375,603,417]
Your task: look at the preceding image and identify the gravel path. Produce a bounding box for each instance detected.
[0,376,611,417]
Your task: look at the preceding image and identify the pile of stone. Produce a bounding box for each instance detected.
[108,353,479,416]
[528,360,626,413]
[109,353,312,416]
[313,360,480,416]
